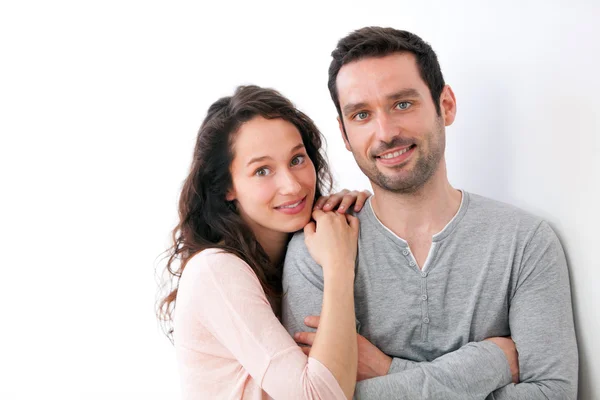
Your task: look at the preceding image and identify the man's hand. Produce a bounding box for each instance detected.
[294,315,392,381]
[485,336,520,384]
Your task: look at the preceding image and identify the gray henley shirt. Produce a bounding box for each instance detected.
[282,191,578,399]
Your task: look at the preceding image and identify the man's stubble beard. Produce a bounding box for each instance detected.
[350,118,446,194]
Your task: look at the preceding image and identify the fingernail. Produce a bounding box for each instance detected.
[338,205,345,211]
[294,333,300,339]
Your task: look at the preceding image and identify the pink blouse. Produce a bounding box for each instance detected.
[174,248,346,400]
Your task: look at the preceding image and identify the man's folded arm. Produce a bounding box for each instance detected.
[357,222,578,399]
[355,342,510,400]
[482,222,578,399]
[282,233,511,400]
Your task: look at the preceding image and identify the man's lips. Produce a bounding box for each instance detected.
[376,145,415,159]
[375,144,416,166]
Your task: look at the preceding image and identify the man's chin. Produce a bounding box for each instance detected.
[371,174,424,193]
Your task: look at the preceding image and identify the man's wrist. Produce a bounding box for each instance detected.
[378,354,393,376]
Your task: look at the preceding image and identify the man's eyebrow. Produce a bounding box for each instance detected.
[342,102,368,117]
[246,143,305,167]
[386,88,421,101]
[342,89,422,117]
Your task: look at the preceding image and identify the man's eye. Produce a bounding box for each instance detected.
[291,155,305,166]
[355,111,369,121]
[396,102,411,110]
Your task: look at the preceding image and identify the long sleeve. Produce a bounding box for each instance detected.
[485,222,578,399]
[354,342,510,399]
[176,249,346,400]
[282,220,578,399]
[282,236,511,400]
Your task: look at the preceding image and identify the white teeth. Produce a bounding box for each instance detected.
[380,147,410,159]
[279,200,302,209]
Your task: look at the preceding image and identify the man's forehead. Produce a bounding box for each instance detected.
[336,52,425,104]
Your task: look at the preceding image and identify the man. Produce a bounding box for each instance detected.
[282,27,578,399]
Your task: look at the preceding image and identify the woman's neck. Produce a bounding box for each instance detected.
[241,216,290,265]
[258,231,290,266]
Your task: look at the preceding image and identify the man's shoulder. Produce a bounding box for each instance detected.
[285,231,320,271]
[287,230,310,257]
[465,192,545,232]
[283,231,324,288]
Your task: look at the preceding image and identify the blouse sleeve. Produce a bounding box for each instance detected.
[176,249,347,400]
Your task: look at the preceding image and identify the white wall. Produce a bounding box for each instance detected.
[1,0,598,398]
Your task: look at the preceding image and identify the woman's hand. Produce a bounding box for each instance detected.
[304,210,359,273]
[314,189,372,214]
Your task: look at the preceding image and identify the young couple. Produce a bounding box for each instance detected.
[158,27,578,400]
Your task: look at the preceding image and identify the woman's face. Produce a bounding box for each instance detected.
[227,116,317,236]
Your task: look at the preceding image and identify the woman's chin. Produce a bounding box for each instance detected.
[281,215,312,233]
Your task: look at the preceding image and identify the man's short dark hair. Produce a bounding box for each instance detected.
[328,27,446,121]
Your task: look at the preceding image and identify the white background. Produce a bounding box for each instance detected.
[1,0,598,399]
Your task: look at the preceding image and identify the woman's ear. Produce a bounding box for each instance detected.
[225,190,236,202]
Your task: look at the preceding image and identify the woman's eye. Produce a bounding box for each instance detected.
[355,111,369,121]
[255,167,270,177]
[396,102,411,110]
[291,155,305,166]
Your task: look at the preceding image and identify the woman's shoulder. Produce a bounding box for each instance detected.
[182,248,260,288]
[188,247,240,265]
[176,248,269,320]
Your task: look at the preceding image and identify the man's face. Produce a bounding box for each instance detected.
[336,52,455,193]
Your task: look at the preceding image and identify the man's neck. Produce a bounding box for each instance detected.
[370,165,462,240]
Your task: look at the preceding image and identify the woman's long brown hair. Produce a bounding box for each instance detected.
[156,85,332,339]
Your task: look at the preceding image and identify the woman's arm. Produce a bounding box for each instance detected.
[302,210,359,399]
[175,249,352,399]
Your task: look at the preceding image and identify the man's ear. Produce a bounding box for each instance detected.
[338,116,351,151]
[440,85,457,126]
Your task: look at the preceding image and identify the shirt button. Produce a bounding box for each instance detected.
[423,317,430,324]
[409,261,416,267]
[421,294,428,301]
[421,271,427,278]
[402,249,409,255]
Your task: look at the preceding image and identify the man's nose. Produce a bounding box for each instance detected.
[374,112,399,143]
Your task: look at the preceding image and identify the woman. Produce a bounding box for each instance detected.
[158,85,368,399]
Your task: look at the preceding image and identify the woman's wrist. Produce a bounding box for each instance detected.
[323,261,356,281]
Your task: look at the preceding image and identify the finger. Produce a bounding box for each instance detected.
[313,195,328,210]
[300,346,311,356]
[337,192,359,214]
[303,221,316,237]
[323,190,347,211]
[294,331,316,346]
[304,315,321,328]
[311,209,325,221]
[353,190,371,212]
[346,213,360,231]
